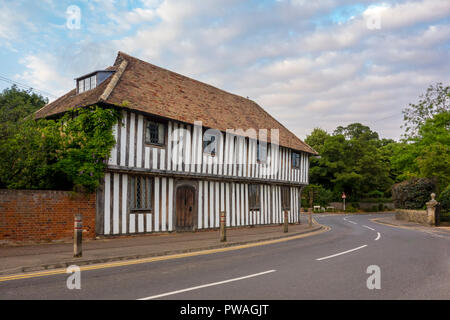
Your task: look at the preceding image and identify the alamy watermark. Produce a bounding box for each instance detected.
[364,5,389,30]
[66,5,81,30]
[366,265,381,290]
[66,265,81,290]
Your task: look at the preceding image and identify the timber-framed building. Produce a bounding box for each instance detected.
[36,52,317,236]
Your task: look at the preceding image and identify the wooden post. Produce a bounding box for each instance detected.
[220,211,226,242]
[284,210,288,233]
[74,214,83,257]
[308,208,312,227]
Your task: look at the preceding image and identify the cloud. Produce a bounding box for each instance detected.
[0,3,36,46]
[5,0,450,140]
[15,54,74,98]
[108,0,450,140]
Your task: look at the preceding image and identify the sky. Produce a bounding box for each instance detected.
[0,0,449,141]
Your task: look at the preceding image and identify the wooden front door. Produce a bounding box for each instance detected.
[176,186,195,231]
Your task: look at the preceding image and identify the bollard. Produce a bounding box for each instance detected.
[74,214,83,257]
[308,208,312,227]
[284,210,288,233]
[220,211,227,242]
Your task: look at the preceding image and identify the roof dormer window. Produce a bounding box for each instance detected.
[78,75,97,94]
[76,70,114,94]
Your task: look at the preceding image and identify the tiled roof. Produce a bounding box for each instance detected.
[35,52,317,155]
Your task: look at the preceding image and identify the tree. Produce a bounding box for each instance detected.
[304,128,328,153]
[391,111,449,193]
[0,85,48,124]
[305,124,392,201]
[334,123,379,142]
[415,111,450,192]
[0,86,121,191]
[402,82,449,139]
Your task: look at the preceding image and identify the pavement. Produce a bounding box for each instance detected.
[1,212,449,300]
[371,215,450,240]
[0,216,323,276]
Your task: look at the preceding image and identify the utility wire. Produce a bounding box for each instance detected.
[367,112,403,123]
[0,74,58,99]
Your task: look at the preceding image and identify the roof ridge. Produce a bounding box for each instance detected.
[250,101,315,153]
[35,51,318,155]
[116,51,257,104]
[99,60,128,102]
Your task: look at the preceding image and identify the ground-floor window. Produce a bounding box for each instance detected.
[281,186,291,210]
[248,184,260,210]
[130,175,153,212]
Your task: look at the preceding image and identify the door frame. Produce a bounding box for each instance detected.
[173,180,198,231]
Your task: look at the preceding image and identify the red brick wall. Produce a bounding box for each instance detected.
[0,190,96,243]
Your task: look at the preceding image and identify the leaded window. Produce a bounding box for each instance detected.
[257,140,267,163]
[203,133,216,155]
[292,152,301,169]
[145,120,165,145]
[130,176,153,211]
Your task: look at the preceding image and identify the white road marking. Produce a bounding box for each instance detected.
[375,232,381,241]
[363,225,375,231]
[137,269,276,300]
[316,245,368,261]
[348,220,357,225]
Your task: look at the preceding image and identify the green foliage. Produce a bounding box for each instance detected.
[0,86,51,189]
[391,111,450,191]
[303,184,335,207]
[345,205,358,213]
[365,190,384,198]
[415,112,450,191]
[333,123,379,141]
[359,197,393,203]
[304,83,449,208]
[402,82,449,139]
[438,185,450,212]
[305,123,392,201]
[54,107,121,191]
[303,128,328,153]
[0,85,48,125]
[0,87,121,192]
[391,177,436,209]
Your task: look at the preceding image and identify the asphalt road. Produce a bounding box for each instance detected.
[1,213,449,300]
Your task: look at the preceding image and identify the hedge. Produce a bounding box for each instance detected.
[391,177,436,209]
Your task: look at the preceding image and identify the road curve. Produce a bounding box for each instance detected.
[0,213,448,300]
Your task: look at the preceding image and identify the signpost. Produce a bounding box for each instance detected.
[342,192,346,212]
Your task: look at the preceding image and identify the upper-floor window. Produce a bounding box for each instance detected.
[292,152,301,169]
[281,186,291,210]
[130,175,153,212]
[203,132,217,156]
[248,184,260,210]
[78,75,97,94]
[256,140,267,163]
[145,120,165,146]
[76,70,114,94]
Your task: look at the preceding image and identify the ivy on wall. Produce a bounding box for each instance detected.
[0,103,121,192]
